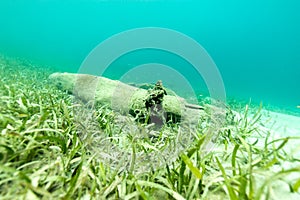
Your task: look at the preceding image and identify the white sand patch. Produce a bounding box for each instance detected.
[261,110,300,158]
[254,110,300,199]
[263,110,300,137]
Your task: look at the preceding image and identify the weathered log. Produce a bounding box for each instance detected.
[49,72,203,123]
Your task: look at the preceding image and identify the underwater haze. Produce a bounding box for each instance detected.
[0,0,299,114]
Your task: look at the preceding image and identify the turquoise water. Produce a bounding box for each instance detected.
[0,0,299,115]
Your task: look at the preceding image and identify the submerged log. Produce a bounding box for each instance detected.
[49,72,203,123]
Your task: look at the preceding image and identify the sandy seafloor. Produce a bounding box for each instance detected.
[262,110,300,156]
[267,110,300,162]
[251,110,300,200]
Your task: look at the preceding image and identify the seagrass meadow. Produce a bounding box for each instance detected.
[1,1,300,199]
[1,55,300,200]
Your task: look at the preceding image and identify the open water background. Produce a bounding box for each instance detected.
[0,0,299,114]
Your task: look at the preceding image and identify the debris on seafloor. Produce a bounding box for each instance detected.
[49,72,204,125]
